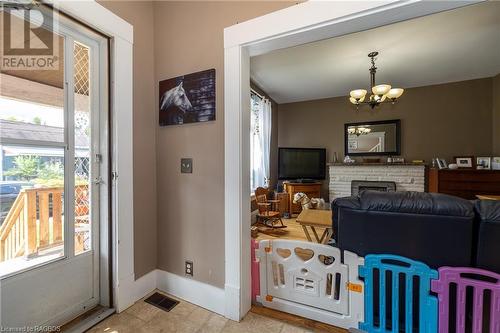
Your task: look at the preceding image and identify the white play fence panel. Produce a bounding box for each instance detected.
[256,239,365,330]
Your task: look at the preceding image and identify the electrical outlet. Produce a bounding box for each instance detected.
[185,260,193,276]
[181,158,193,173]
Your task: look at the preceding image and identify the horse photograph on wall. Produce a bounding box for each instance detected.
[159,68,216,126]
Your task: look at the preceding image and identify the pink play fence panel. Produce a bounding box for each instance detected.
[431,267,500,333]
[251,239,260,302]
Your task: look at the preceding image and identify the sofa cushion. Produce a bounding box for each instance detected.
[355,190,474,217]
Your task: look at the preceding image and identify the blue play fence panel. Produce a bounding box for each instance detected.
[359,254,438,333]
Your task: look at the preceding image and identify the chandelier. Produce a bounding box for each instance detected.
[349,51,404,109]
[348,126,371,136]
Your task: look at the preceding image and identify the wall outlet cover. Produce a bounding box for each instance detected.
[185,260,193,276]
[181,158,193,173]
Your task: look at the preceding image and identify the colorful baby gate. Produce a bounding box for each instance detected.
[256,239,365,329]
[431,267,500,333]
[359,254,438,333]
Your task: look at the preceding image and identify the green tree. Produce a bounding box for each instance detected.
[32,116,42,125]
[4,155,40,180]
[37,161,64,179]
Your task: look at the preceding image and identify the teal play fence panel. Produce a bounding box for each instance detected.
[359,254,438,333]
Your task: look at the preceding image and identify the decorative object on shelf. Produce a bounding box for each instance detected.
[348,126,371,136]
[159,68,216,126]
[476,157,491,170]
[448,163,459,170]
[344,155,355,164]
[349,51,404,109]
[333,152,338,163]
[435,158,448,169]
[492,157,500,170]
[455,156,474,169]
[412,160,425,164]
[389,156,405,164]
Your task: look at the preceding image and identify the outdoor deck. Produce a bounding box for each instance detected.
[0,185,89,275]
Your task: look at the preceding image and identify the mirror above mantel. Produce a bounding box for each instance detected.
[344,119,401,156]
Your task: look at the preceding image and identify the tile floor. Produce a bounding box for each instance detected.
[86,291,316,333]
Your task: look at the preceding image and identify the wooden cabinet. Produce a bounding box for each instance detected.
[283,182,322,216]
[428,168,500,199]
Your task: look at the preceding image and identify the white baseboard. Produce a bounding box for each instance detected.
[115,270,157,312]
[114,269,225,316]
[156,270,225,315]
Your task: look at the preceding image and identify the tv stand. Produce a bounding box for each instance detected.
[295,178,316,183]
[283,182,322,216]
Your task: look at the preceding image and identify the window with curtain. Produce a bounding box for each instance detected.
[250,91,272,191]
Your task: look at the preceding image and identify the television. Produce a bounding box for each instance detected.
[278,148,326,180]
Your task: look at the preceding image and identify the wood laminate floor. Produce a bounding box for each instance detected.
[253,217,310,242]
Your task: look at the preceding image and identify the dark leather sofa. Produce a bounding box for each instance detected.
[332,191,499,272]
[474,199,500,273]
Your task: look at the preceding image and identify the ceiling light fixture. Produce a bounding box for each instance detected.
[349,51,404,109]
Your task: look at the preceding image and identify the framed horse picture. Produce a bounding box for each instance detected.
[159,68,216,126]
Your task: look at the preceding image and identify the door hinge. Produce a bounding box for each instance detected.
[112,171,118,181]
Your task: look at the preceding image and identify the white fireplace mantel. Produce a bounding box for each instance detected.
[328,163,426,201]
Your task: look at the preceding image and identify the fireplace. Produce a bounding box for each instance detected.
[328,164,425,200]
[351,180,397,196]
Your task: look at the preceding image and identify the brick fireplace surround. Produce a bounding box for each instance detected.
[328,163,426,201]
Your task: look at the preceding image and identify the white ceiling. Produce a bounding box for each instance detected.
[250,2,500,104]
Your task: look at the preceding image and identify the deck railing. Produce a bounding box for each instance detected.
[0,185,88,262]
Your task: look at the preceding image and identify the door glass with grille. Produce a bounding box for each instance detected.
[73,42,92,255]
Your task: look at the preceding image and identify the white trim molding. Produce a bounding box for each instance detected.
[110,269,226,315]
[223,0,480,322]
[115,270,157,313]
[157,270,226,315]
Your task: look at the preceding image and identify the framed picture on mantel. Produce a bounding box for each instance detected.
[455,156,474,169]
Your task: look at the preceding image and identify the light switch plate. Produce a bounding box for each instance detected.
[181,158,193,173]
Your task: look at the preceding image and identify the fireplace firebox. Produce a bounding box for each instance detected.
[351,180,396,196]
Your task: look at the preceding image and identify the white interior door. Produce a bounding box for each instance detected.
[0,6,108,327]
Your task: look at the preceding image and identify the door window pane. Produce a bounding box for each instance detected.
[0,11,65,277]
[74,42,92,255]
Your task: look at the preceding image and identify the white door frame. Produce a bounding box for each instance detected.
[223,0,479,321]
[53,0,135,312]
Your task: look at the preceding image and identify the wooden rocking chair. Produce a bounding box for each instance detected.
[255,187,286,229]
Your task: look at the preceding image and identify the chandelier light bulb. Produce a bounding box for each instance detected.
[372,84,391,96]
[350,89,367,100]
[387,88,404,99]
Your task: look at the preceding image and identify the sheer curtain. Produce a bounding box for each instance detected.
[250,92,272,190]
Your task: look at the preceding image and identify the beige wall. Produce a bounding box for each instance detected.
[98,1,158,279]
[494,74,500,155]
[153,1,295,288]
[278,78,494,198]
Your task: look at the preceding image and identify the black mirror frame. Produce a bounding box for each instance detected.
[344,119,401,156]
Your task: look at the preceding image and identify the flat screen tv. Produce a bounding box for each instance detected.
[278,148,326,180]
